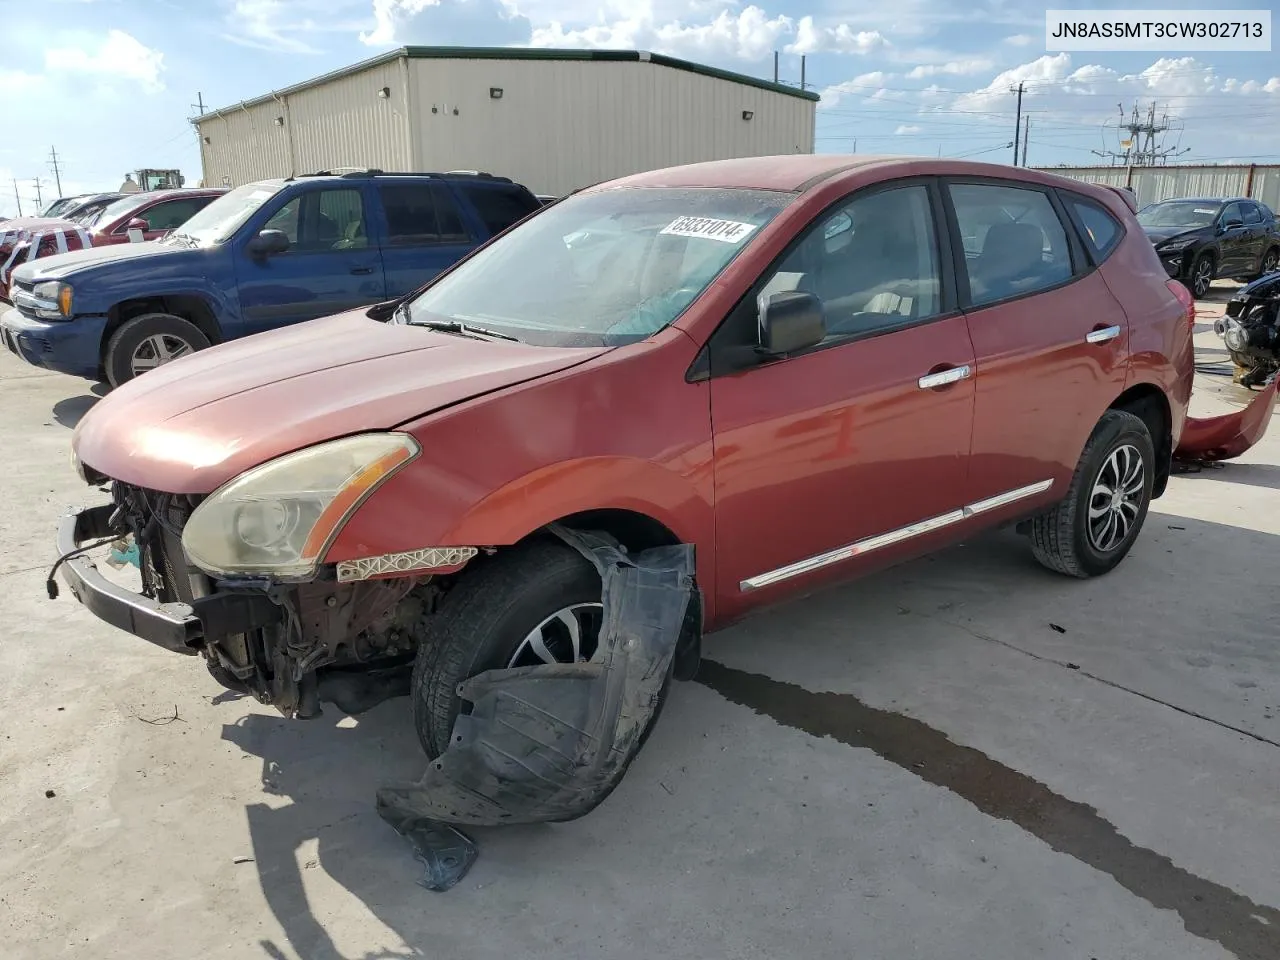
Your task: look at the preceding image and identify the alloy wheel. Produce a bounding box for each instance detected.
[131,334,193,377]
[1088,443,1145,553]
[1263,251,1279,276]
[1192,259,1213,298]
[506,602,604,668]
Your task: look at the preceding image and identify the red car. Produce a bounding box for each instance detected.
[0,216,93,300]
[55,156,1271,785]
[79,188,226,245]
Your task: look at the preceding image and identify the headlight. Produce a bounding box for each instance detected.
[1157,239,1195,253]
[32,281,72,318]
[181,433,420,579]
[1222,318,1250,352]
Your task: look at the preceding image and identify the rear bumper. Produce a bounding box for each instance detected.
[57,504,281,655]
[1,307,106,378]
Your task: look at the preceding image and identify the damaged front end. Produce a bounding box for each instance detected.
[1216,273,1280,389]
[55,481,446,718]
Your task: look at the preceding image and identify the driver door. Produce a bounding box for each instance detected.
[706,180,977,621]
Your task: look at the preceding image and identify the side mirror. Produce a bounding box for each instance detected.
[247,228,289,257]
[758,290,825,355]
[1221,217,1243,232]
[126,217,150,232]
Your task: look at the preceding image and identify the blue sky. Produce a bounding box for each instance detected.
[2,0,1279,214]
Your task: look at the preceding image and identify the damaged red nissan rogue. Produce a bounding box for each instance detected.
[54,156,1268,782]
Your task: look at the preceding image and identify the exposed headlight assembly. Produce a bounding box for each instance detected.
[182,433,420,579]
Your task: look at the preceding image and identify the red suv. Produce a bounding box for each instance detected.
[80,188,226,245]
[54,156,1267,773]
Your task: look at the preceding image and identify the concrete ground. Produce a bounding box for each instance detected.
[2,285,1278,960]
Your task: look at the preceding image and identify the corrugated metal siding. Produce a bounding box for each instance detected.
[409,58,815,196]
[196,61,412,187]
[1041,164,1280,211]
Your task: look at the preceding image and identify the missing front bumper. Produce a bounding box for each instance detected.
[55,504,281,654]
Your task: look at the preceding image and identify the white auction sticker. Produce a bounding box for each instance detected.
[660,217,758,243]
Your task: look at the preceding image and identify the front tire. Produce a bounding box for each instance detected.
[104,313,210,387]
[1028,410,1155,579]
[1188,253,1215,299]
[1256,247,1280,280]
[410,538,672,759]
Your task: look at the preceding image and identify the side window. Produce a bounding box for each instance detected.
[757,184,942,341]
[1221,202,1245,226]
[1067,196,1123,262]
[139,198,208,231]
[950,182,1073,307]
[457,183,541,236]
[430,184,471,243]
[1243,203,1263,225]
[262,188,366,253]
[378,183,442,246]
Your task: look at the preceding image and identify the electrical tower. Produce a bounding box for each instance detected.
[1093,102,1190,167]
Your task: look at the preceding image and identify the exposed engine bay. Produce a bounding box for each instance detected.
[1217,273,1280,389]
[107,480,438,718]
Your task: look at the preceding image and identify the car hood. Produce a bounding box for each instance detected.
[74,310,608,494]
[12,239,182,282]
[1143,226,1206,246]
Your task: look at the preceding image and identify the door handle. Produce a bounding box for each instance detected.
[1086,325,1122,344]
[918,364,972,390]
[350,266,374,275]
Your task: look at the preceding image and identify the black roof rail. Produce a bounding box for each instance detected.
[289,169,522,185]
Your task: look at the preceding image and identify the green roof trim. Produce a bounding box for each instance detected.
[196,45,818,118]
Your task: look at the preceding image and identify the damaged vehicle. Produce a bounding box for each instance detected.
[55,155,1264,781]
[1217,272,1280,388]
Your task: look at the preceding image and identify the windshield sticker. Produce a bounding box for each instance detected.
[1193,208,1217,215]
[660,217,758,244]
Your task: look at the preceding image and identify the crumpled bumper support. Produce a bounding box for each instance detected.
[377,526,695,890]
[1175,377,1278,462]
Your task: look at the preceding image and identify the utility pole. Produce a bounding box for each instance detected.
[800,55,806,91]
[1010,81,1025,165]
[12,178,22,217]
[48,146,63,197]
[1021,116,1030,167]
[191,92,206,116]
[773,52,778,83]
[32,178,43,208]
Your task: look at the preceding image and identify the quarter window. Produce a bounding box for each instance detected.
[457,183,542,236]
[754,184,942,342]
[1067,196,1123,262]
[950,182,1073,306]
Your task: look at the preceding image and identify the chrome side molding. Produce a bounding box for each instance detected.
[739,479,1054,592]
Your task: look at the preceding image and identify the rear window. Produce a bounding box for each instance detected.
[457,183,542,236]
[1067,196,1123,262]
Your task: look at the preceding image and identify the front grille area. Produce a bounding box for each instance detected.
[110,481,205,603]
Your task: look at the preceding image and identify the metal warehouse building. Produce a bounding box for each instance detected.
[194,47,818,197]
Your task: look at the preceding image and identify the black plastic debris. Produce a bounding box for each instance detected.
[377,526,695,890]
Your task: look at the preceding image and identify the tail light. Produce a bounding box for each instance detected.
[1166,279,1195,326]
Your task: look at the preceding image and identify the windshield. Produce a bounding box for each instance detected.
[405,186,793,347]
[170,182,283,244]
[42,198,74,217]
[1137,201,1222,229]
[83,192,154,228]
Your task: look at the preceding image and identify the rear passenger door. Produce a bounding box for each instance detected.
[374,181,476,299]
[946,180,1131,514]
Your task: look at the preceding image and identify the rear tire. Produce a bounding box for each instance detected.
[1029,410,1154,579]
[104,313,209,387]
[409,538,672,759]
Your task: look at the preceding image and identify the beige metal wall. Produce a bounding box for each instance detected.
[197,60,412,186]
[407,57,816,196]
[1042,164,1280,211]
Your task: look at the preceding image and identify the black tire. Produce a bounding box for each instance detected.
[1028,410,1155,579]
[1188,252,1215,299]
[1256,247,1280,280]
[104,313,210,387]
[409,538,672,759]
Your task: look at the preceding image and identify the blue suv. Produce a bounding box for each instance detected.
[1,171,542,385]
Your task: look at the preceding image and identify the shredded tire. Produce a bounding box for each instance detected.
[1029,410,1155,579]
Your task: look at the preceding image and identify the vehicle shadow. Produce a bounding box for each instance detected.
[1176,460,1280,490]
[218,513,1280,960]
[51,382,108,429]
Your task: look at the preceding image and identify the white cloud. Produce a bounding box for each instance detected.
[818,70,894,107]
[1003,33,1033,46]
[906,58,993,79]
[788,17,886,56]
[894,124,922,134]
[45,29,165,93]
